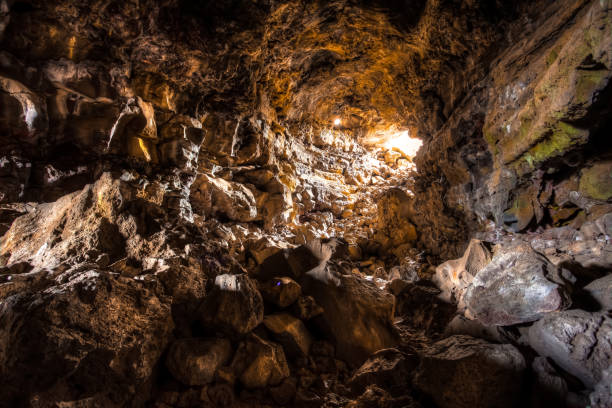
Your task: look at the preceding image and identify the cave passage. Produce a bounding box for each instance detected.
[0,0,612,407]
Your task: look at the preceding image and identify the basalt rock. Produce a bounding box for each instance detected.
[199,274,264,338]
[463,241,571,326]
[415,335,526,408]
[528,310,612,388]
[165,338,233,386]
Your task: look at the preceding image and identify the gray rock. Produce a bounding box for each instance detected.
[584,274,612,311]
[464,241,570,326]
[528,310,612,388]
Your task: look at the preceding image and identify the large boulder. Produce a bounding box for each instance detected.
[415,335,526,408]
[302,273,399,367]
[528,310,612,388]
[0,267,173,406]
[463,241,570,326]
[230,333,290,389]
[199,274,264,337]
[165,338,232,386]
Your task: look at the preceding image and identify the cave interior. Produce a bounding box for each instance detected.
[0,0,612,407]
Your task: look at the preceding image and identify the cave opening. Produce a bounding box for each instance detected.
[1,0,612,407]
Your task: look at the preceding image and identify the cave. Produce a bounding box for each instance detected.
[0,0,611,407]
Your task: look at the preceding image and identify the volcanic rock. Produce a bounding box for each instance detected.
[230,333,290,389]
[415,335,526,408]
[528,310,612,388]
[259,276,302,308]
[263,313,313,357]
[199,274,264,337]
[463,241,570,325]
[165,338,233,386]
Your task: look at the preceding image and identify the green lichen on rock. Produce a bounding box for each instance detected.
[579,161,612,201]
[512,122,588,175]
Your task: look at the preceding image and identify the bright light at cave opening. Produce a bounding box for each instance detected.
[383,130,423,157]
[333,118,341,126]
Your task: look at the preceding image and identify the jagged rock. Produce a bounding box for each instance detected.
[259,277,302,308]
[263,313,313,357]
[165,338,232,386]
[415,335,526,408]
[0,267,173,406]
[463,241,570,325]
[199,274,264,337]
[302,273,399,367]
[190,174,258,222]
[230,333,290,389]
[347,348,417,397]
[257,241,326,282]
[584,274,612,311]
[291,295,324,320]
[528,310,612,388]
[433,239,492,311]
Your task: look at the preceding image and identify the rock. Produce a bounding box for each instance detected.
[269,377,298,406]
[579,161,612,201]
[433,239,492,311]
[260,277,301,308]
[590,366,612,408]
[463,241,570,326]
[302,273,399,367]
[230,333,290,389]
[199,274,264,337]
[0,268,173,405]
[444,315,505,344]
[347,348,417,397]
[394,282,456,336]
[415,335,526,408]
[583,274,612,311]
[190,174,258,222]
[291,295,324,320]
[528,310,612,388]
[257,241,327,282]
[165,338,232,386]
[530,357,568,408]
[263,313,313,357]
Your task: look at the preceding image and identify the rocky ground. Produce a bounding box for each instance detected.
[1,0,612,407]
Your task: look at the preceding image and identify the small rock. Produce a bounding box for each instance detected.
[291,295,324,320]
[263,313,313,357]
[260,277,301,307]
[165,338,232,386]
[199,274,264,337]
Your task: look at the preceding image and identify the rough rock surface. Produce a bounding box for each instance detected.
[528,310,612,388]
[415,335,526,408]
[463,241,570,326]
[0,0,611,406]
[165,338,232,386]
